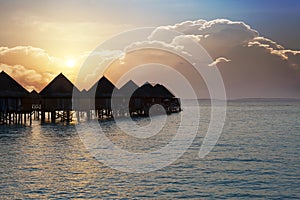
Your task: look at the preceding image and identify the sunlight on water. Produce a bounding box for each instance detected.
[0,100,299,199]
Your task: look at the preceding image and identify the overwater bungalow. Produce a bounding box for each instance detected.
[117,80,139,97]
[88,76,116,119]
[113,80,139,117]
[130,82,154,116]
[30,90,41,107]
[152,84,181,113]
[0,71,181,125]
[39,73,80,123]
[130,83,181,116]
[30,90,41,120]
[0,71,32,125]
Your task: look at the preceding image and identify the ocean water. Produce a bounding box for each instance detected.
[0,100,299,199]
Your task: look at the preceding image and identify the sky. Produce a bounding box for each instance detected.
[0,0,299,98]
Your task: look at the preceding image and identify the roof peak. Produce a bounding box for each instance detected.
[39,73,79,96]
[0,70,30,96]
[58,72,65,77]
[142,82,155,86]
[99,75,110,80]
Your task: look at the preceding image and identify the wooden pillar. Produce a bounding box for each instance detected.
[51,111,56,123]
[76,111,80,123]
[87,110,90,121]
[66,111,70,123]
[41,110,45,123]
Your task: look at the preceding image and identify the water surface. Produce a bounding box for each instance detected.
[0,100,299,199]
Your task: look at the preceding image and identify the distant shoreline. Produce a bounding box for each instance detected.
[182,98,300,101]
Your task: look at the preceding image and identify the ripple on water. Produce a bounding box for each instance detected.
[0,100,299,198]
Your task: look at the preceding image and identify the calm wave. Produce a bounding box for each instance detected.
[0,100,299,199]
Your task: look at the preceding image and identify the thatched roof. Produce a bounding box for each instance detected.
[131,82,175,98]
[132,82,154,98]
[39,73,80,98]
[153,84,175,98]
[30,90,38,95]
[30,90,40,98]
[117,80,139,97]
[75,89,88,98]
[88,76,116,98]
[81,89,88,95]
[0,71,30,97]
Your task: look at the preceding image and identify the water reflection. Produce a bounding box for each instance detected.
[0,100,299,198]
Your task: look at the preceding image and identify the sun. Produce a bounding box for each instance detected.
[66,59,76,68]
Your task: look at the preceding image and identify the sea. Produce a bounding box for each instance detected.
[0,99,299,199]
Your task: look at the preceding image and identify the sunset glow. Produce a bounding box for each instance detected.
[0,1,300,199]
[0,0,299,98]
[66,59,76,68]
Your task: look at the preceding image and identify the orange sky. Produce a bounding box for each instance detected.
[0,1,299,98]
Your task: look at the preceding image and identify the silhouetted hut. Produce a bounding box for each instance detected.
[72,88,89,110]
[30,90,41,108]
[88,76,116,118]
[130,82,155,116]
[39,73,80,123]
[129,83,181,116]
[117,80,139,97]
[113,80,139,117]
[75,89,90,110]
[152,84,175,98]
[0,71,31,125]
[0,70,182,125]
[152,84,181,113]
[30,90,41,120]
[70,88,91,122]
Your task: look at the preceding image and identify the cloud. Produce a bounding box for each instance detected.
[0,46,83,91]
[208,57,231,67]
[77,50,125,90]
[0,46,59,73]
[151,19,259,58]
[250,37,284,50]
[0,19,299,99]
[119,19,300,98]
[0,63,53,92]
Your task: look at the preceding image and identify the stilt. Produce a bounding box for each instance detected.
[87,110,90,121]
[76,111,80,122]
[51,111,56,123]
[41,110,45,123]
[66,111,70,123]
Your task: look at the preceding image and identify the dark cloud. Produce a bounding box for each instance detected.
[131,19,300,98]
